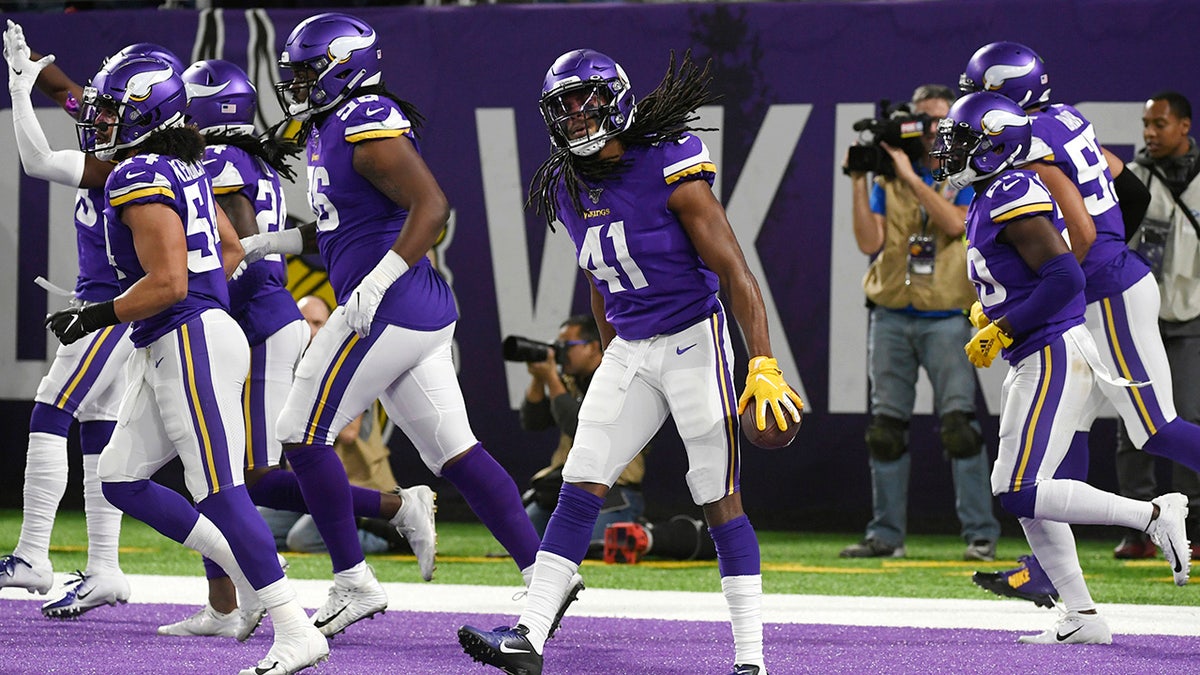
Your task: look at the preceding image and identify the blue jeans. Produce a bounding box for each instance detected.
[865,307,1000,546]
[526,485,645,548]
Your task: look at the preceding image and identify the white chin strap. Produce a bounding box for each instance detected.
[288,102,313,121]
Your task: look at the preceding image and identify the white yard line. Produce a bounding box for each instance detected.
[7,573,1195,637]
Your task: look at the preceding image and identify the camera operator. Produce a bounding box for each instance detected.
[841,84,1001,561]
[517,315,647,556]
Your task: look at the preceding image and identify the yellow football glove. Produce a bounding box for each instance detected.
[737,356,804,431]
[964,322,1014,368]
[968,301,990,330]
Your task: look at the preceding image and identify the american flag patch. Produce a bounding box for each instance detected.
[221,103,237,114]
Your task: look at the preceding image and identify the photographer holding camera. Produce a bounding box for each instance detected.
[512,315,647,556]
[842,84,1000,561]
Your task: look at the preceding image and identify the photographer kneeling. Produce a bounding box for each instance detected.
[514,315,646,557]
[842,84,1000,561]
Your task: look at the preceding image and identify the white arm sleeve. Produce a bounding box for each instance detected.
[11,88,85,187]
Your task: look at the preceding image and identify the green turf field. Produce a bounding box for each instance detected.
[2,509,1193,606]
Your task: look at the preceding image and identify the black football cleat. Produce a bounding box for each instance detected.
[458,624,543,675]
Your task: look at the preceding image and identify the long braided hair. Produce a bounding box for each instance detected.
[284,83,427,147]
[202,127,303,183]
[527,51,721,228]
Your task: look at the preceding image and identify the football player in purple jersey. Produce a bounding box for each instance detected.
[155,57,438,640]
[933,91,1189,645]
[960,41,1200,602]
[51,56,327,674]
[0,24,195,619]
[246,12,544,638]
[457,50,802,675]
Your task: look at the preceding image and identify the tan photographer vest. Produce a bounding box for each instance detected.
[1127,162,1200,323]
[862,177,976,312]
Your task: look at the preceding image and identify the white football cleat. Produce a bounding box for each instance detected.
[239,623,329,675]
[311,566,388,637]
[1148,492,1191,586]
[391,485,438,582]
[0,554,53,595]
[157,604,240,637]
[1017,610,1112,644]
[42,570,130,618]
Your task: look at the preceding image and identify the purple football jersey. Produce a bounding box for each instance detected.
[966,170,1086,363]
[556,134,721,340]
[72,187,121,302]
[104,154,231,347]
[1027,104,1150,302]
[305,94,456,331]
[203,143,302,347]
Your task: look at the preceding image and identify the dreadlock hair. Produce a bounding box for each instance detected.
[202,128,303,183]
[129,125,205,164]
[527,50,722,229]
[304,83,427,139]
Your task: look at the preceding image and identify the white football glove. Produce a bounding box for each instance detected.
[344,250,409,338]
[239,228,304,265]
[3,20,52,97]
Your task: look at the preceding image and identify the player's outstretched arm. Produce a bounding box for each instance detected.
[4,20,110,189]
[669,179,802,431]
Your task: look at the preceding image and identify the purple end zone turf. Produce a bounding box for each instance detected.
[0,599,1194,673]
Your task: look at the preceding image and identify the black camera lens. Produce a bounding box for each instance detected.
[503,336,553,363]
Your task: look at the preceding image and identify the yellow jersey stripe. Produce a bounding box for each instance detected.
[305,334,361,444]
[1103,298,1157,435]
[1014,345,1054,491]
[56,326,114,408]
[993,203,1053,223]
[110,186,174,207]
[181,324,221,494]
[212,185,243,195]
[346,129,406,143]
[665,162,717,185]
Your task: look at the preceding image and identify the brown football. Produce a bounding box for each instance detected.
[740,405,801,449]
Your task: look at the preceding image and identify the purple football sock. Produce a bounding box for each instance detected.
[247,468,382,519]
[202,556,227,581]
[196,487,283,589]
[29,402,72,436]
[1143,417,1200,473]
[541,483,604,564]
[1053,432,1089,481]
[441,443,541,569]
[78,420,116,456]
[710,515,761,578]
[101,479,199,544]
[284,443,363,573]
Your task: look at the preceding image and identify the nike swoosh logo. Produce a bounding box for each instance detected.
[366,106,385,116]
[127,171,146,179]
[12,68,21,75]
[1169,539,1183,573]
[255,661,279,675]
[155,357,164,368]
[1056,625,1084,641]
[676,344,697,355]
[754,374,773,384]
[313,605,347,629]
[1000,180,1019,191]
[498,643,530,654]
[76,587,93,600]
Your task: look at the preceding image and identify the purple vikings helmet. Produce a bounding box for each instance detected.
[540,49,636,156]
[109,42,186,75]
[959,41,1050,109]
[182,59,258,134]
[76,56,187,161]
[931,92,1031,190]
[275,13,381,121]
